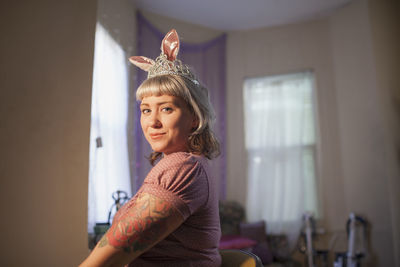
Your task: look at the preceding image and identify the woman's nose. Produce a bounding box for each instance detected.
[148,112,162,128]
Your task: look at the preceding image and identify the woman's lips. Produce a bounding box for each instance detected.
[149,133,165,139]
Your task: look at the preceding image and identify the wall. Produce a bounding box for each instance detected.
[141,10,223,43]
[368,0,400,265]
[0,1,97,266]
[97,0,136,55]
[329,0,396,265]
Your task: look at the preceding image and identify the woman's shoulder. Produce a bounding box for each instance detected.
[144,152,210,199]
[145,152,210,186]
[143,152,211,218]
[158,152,207,169]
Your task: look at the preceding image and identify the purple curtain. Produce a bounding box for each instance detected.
[132,12,227,199]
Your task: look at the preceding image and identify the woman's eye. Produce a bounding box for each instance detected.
[141,109,150,114]
[162,107,173,113]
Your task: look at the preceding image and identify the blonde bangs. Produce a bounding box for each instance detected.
[136,75,188,101]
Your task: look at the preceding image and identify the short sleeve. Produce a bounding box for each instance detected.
[139,152,209,220]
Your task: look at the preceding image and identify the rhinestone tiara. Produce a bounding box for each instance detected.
[148,54,199,85]
[129,29,199,85]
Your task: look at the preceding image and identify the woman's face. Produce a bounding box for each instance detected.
[140,94,196,155]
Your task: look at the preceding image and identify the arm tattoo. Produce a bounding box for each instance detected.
[104,193,175,253]
[98,235,109,248]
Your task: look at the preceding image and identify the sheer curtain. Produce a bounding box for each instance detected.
[244,71,319,247]
[87,23,132,233]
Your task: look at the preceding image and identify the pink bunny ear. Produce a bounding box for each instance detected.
[129,56,155,71]
[161,29,180,61]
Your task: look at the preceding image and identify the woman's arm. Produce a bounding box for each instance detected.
[79,192,184,267]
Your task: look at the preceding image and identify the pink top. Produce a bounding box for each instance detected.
[128,152,221,267]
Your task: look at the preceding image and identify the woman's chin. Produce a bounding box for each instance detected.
[150,145,166,154]
[150,143,187,155]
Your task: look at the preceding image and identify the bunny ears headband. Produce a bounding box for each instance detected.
[129,29,199,85]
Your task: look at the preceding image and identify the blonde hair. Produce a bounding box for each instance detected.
[136,75,220,165]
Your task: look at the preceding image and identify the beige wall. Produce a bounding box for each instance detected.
[368,0,400,265]
[97,0,136,55]
[0,1,97,266]
[329,0,397,265]
[141,10,223,43]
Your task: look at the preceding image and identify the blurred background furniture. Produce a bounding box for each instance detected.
[219,201,300,267]
[220,249,263,267]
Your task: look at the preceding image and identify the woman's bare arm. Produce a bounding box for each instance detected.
[79,192,184,267]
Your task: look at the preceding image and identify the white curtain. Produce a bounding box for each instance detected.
[88,23,132,233]
[244,72,319,248]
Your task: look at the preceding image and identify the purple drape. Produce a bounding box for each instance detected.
[133,12,226,199]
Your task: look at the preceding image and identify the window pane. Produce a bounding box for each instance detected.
[244,72,315,149]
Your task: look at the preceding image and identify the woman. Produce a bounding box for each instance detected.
[80,29,221,267]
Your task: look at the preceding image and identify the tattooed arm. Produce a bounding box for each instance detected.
[79,192,184,267]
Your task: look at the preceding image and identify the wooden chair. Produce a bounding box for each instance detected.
[220,249,264,267]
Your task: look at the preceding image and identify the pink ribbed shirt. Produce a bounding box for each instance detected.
[128,152,221,267]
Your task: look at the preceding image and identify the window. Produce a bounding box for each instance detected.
[87,23,132,233]
[243,71,319,245]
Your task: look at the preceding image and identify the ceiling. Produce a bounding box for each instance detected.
[134,0,352,31]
